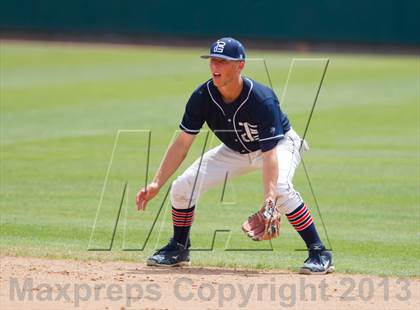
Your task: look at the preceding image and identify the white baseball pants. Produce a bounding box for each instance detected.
[170,128,308,214]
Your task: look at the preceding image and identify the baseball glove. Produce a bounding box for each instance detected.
[242,200,281,241]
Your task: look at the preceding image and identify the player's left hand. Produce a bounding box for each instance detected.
[242,199,281,241]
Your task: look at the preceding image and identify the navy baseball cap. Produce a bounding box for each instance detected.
[201,37,246,61]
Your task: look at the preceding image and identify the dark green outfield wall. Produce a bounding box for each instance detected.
[1,0,419,45]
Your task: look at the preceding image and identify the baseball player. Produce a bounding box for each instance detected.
[136,37,334,274]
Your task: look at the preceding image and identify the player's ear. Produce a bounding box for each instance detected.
[238,61,245,71]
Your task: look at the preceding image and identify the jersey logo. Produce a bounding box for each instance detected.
[214,41,226,53]
[238,122,259,142]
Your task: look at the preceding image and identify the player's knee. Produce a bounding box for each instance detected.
[170,177,196,209]
[276,183,303,214]
[276,182,292,197]
[276,182,303,214]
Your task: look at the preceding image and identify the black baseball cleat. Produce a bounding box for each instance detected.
[299,243,334,275]
[147,238,191,267]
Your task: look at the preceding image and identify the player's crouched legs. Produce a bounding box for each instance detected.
[147,177,195,267]
[276,185,334,275]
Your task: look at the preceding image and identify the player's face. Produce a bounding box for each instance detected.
[209,58,244,87]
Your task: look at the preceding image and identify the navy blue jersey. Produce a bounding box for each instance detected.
[179,77,291,153]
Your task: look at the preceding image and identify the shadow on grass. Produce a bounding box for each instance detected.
[124,266,290,276]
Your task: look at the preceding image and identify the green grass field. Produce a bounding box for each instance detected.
[1,41,419,277]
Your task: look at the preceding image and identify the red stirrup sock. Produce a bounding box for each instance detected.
[172,205,195,247]
[286,203,322,248]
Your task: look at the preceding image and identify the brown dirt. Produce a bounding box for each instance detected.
[1,256,418,310]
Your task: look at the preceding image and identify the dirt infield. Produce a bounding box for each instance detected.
[1,256,418,310]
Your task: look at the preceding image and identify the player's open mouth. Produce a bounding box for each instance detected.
[213,72,221,78]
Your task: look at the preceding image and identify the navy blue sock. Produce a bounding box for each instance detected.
[286,203,322,248]
[172,205,195,248]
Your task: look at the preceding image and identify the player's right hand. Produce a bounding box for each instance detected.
[136,182,160,211]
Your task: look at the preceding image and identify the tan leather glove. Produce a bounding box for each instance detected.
[242,200,281,241]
